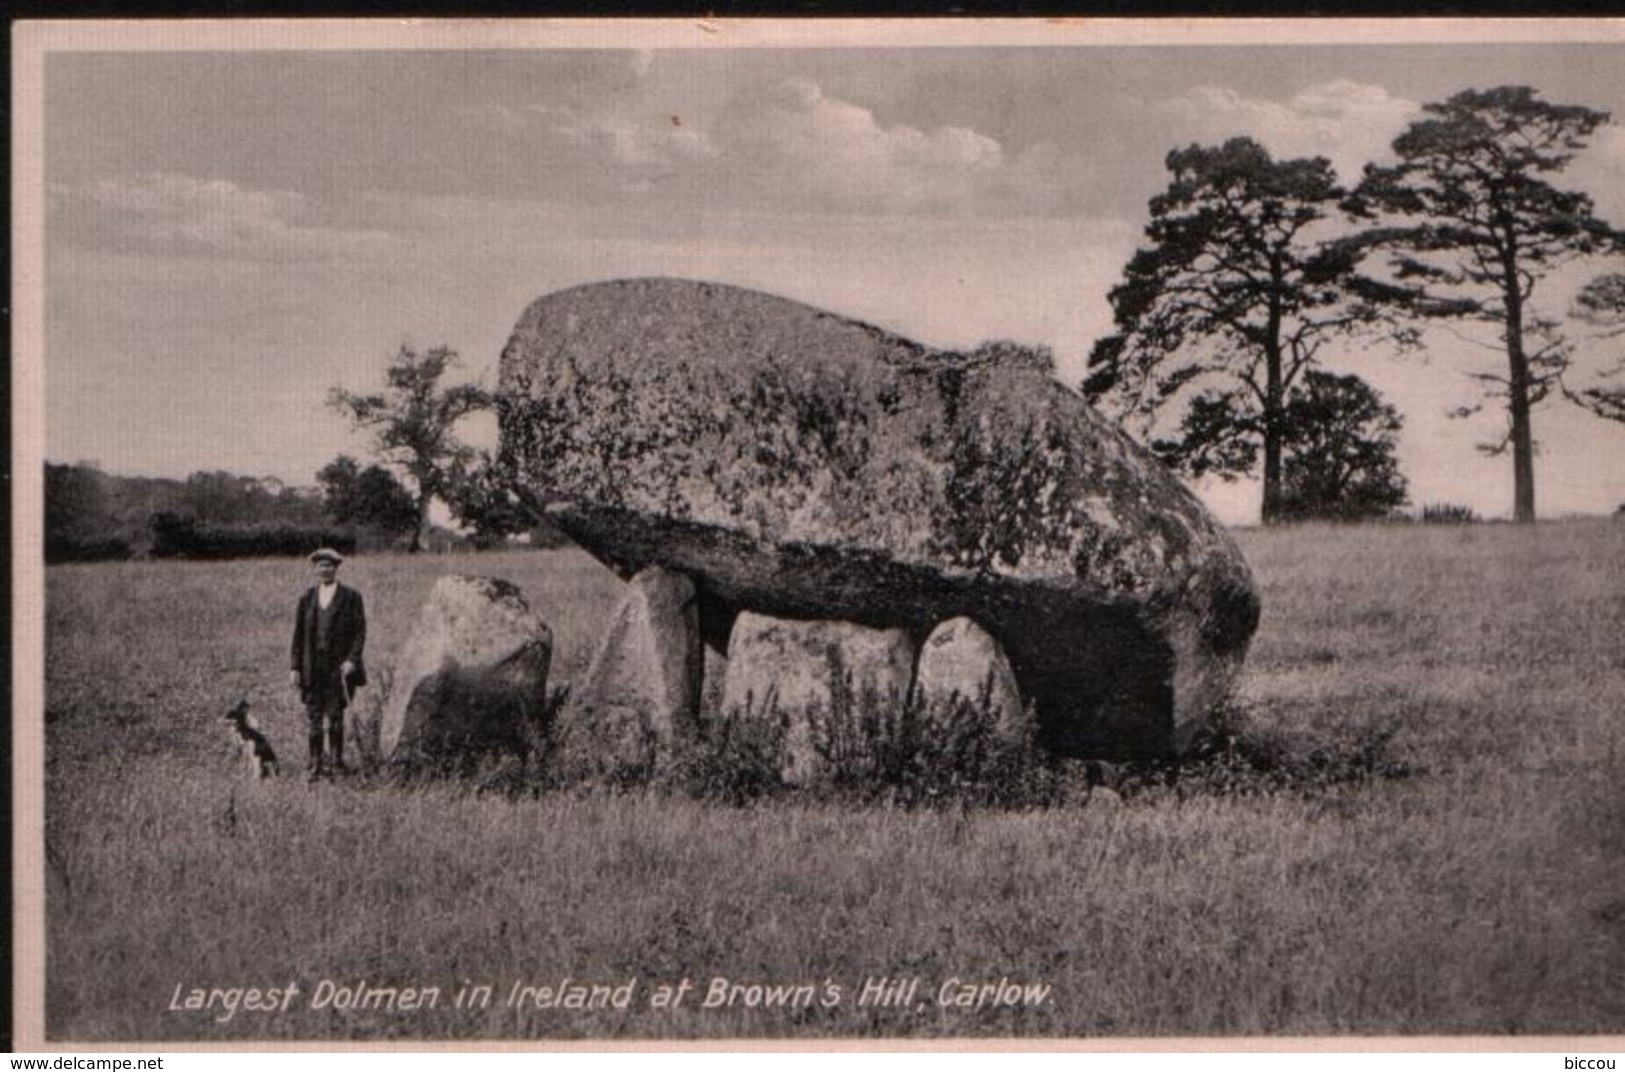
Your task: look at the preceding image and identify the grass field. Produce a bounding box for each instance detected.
[38,521,1625,1040]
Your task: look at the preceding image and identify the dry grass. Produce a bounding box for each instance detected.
[39,524,1625,1040]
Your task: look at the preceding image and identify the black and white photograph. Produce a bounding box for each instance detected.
[12,18,1625,1049]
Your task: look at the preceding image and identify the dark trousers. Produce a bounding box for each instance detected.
[305,669,348,769]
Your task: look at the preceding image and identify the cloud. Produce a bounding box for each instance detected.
[49,173,392,260]
[1159,80,1420,182]
[763,77,1003,171]
[451,77,1073,216]
[743,77,1008,213]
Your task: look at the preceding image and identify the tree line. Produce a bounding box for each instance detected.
[44,450,549,563]
[44,465,337,562]
[1084,85,1625,524]
[44,347,544,562]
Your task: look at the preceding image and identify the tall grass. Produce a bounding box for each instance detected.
[40,524,1625,1040]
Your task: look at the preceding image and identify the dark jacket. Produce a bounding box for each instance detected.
[291,583,367,701]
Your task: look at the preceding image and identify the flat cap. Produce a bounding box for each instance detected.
[308,547,345,565]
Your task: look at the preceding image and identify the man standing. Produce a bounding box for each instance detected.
[290,548,367,781]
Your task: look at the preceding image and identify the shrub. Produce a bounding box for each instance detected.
[147,512,357,559]
[687,659,1054,808]
[45,535,132,564]
[1128,698,1415,802]
[799,667,1054,807]
[1420,502,1479,525]
[1274,371,1410,524]
[316,455,419,538]
[667,693,790,806]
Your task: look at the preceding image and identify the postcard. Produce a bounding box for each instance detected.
[12,17,1625,1052]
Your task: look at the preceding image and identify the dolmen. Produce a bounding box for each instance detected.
[496,277,1260,772]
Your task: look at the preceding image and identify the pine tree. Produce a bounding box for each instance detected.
[1349,86,1623,522]
[1084,137,1387,522]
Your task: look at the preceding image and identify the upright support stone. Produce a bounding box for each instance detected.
[572,565,703,749]
[913,616,1027,746]
[720,612,916,785]
[700,645,730,719]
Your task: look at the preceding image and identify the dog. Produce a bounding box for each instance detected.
[224,699,280,779]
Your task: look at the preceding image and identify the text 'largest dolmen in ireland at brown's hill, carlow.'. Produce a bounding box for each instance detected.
[497,278,1260,763]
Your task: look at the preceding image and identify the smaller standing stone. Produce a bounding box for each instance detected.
[720,613,916,785]
[912,616,1027,746]
[346,686,385,771]
[381,576,552,768]
[551,566,702,783]
[700,643,730,719]
[1089,786,1124,812]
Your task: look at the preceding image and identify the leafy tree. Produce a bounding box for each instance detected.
[183,470,254,524]
[1568,272,1625,421]
[1275,371,1409,522]
[443,452,537,549]
[45,462,110,543]
[1348,86,1624,522]
[1083,137,1389,522]
[316,455,362,517]
[44,462,130,560]
[316,454,420,539]
[329,344,491,552]
[180,469,328,526]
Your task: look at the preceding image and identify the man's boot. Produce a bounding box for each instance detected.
[308,724,325,782]
[327,717,350,776]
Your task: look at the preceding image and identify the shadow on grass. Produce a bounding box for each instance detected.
[1125,698,1419,802]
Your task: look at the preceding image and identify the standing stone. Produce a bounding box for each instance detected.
[720,612,916,785]
[551,566,701,783]
[347,685,385,771]
[700,643,730,719]
[1089,786,1124,812]
[575,566,702,741]
[913,616,1027,745]
[381,576,552,767]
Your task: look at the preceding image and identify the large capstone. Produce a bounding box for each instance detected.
[381,575,552,767]
[498,277,1259,760]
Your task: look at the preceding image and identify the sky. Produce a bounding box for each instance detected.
[31,25,1625,523]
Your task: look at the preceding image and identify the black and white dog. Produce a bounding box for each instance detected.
[224,699,280,779]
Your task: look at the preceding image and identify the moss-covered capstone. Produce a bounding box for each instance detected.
[497,277,1259,760]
